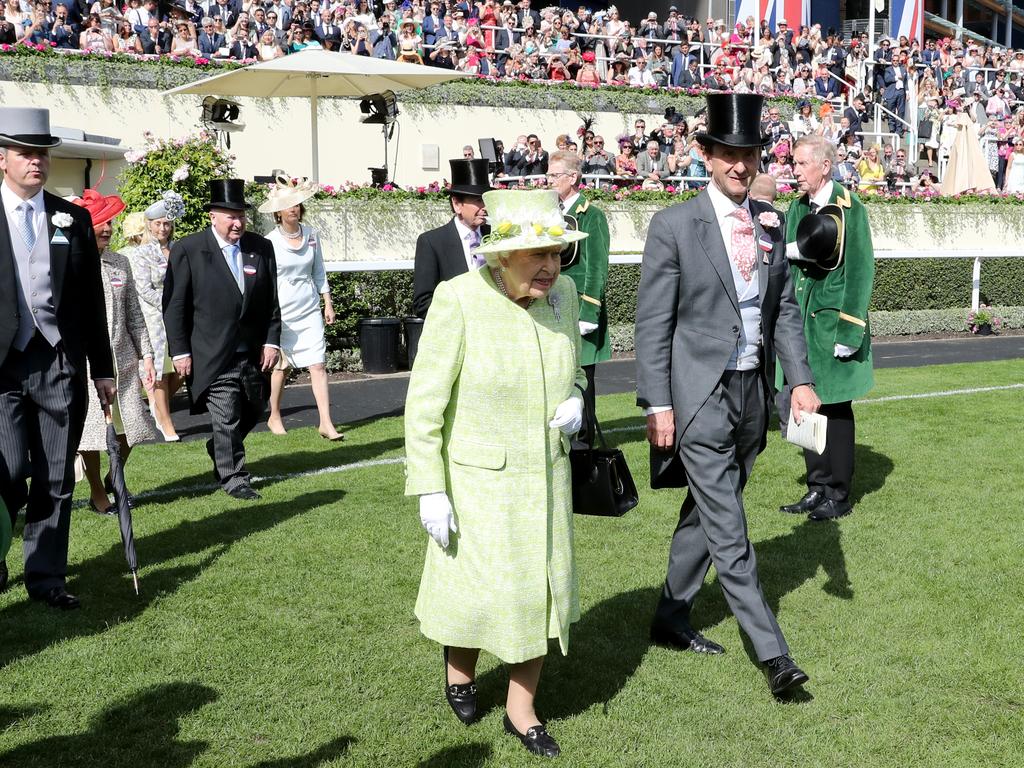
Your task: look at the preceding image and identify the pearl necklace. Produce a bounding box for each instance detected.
[278,225,303,239]
[491,268,534,310]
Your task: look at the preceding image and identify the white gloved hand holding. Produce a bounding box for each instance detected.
[549,396,584,435]
[578,320,599,335]
[419,492,457,549]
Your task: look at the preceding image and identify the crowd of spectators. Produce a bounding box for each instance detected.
[4,0,1024,191]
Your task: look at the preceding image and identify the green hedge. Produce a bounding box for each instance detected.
[599,259,1024,329]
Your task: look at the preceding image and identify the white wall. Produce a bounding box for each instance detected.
[0,80,663,190]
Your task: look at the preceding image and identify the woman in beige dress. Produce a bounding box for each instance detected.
[73,191,156,514]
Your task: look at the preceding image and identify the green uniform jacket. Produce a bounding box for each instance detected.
[561,194,612,366]
[779,182,875,403]
[404,270,586,664]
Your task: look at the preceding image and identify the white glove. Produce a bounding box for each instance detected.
[834,343,858,359]
[549,396,584,435]
[419,492,457,549]
[578,320,599,335]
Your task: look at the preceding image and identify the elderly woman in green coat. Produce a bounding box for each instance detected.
[405,190,588,759]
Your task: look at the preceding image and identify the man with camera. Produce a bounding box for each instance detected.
[139,15,173,54]
[48,3,78,48]
[371,15,397,59]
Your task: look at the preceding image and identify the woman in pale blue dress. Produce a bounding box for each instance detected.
[260,176,343,441]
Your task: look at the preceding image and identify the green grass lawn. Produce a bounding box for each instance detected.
[1,360,1022,768]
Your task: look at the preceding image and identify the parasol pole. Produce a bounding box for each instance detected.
[309,74,320,184]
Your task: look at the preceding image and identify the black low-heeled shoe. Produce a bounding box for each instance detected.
[104,474,136,509]
[443,646,479,725]
[503,714,560,758]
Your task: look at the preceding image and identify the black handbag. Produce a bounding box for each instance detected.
[918,119,933,140]
[569,388,638,517]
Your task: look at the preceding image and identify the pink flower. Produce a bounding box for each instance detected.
[758,211,781,228]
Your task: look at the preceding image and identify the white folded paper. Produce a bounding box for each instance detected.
[786,411,828,455]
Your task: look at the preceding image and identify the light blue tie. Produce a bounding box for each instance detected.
[17,202,36,250]
[225,244,242,291]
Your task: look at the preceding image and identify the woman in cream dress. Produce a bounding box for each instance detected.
[125,191,185,441]
[260,175,342,441]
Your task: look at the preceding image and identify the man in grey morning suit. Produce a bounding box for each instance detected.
[635,93,821,697]
[0,107,115,608]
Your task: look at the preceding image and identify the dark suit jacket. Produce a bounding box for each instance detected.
[162,228,281,409]
[413,218,489,318]
[229,39,257,59]
[0,192,113,379]
[635,191,813,487]
[678,67,700,88]
[139,28,173,54]
[198,31,226,55]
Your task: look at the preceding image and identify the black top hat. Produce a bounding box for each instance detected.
[0,107,62,149]
[447,159,494,197]
[695,93,770,148]
[204,179,248,211]
[794,204,845,272]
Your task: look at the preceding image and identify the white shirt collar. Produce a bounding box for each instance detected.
[451,215,478,241]
[810,179,834,210]
[210,226,238,252]
[706,176,750,224]
[561,191,580,213]
[1,180,45,218]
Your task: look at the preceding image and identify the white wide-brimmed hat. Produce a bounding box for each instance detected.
[473,190,588,256]
[258,172,318,213]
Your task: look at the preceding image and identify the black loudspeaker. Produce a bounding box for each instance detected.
[478,138,499,162]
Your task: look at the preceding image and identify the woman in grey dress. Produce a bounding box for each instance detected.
[126,191,185,442]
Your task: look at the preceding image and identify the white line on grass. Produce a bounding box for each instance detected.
[94,383,1021,507]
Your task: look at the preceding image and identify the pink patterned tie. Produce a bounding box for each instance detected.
[730,206,756,282]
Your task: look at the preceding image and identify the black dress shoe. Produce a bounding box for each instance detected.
[226,484,261,501]
[32,586,81,610]
[0,560,8,593]
[780,490,825,515]
[764,655,809,696]
[443,646,479,725]
[503,714,560,758]
[650,623,725,655]
[808,499,853,521]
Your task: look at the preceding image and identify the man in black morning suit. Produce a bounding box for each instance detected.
[0,106,115,608]
[163,179,281,501]
[412,159,493,317]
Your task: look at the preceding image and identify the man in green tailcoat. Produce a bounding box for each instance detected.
[779,134,875,521]
[546,150,611,447]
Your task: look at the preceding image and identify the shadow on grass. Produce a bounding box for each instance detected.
[250,735,357,768]
[417,743,492,768]
[0,682,216,768]
[0,704,47,730]
[694,518,854,646]
[0,490,342,671]
[475,587,658,721]
[138,437,403,501]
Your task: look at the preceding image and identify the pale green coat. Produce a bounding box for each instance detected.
[404,268,587,664]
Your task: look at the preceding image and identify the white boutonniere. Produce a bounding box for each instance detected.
[758,211,781,229]
[548,291,562,321]
[51,212,73,229]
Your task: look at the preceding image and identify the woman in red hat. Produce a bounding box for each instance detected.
[73,190,157,514]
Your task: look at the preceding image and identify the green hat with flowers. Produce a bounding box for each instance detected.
[473,189,588,255]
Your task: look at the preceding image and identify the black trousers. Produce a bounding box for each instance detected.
[204,355,266,492]
[804,400,855,503]
[574,364,597,449]
[0,334,87,595]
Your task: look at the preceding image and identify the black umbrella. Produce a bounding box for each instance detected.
[105,415,139,594]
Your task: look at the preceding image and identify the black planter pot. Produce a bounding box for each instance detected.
[976,323,993,336]
[403,316,425,369]
[358,317,401,374]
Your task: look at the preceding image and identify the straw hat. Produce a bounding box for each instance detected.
[258,172,318,214]
[473,190,587,256]
[121,211,147,241]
